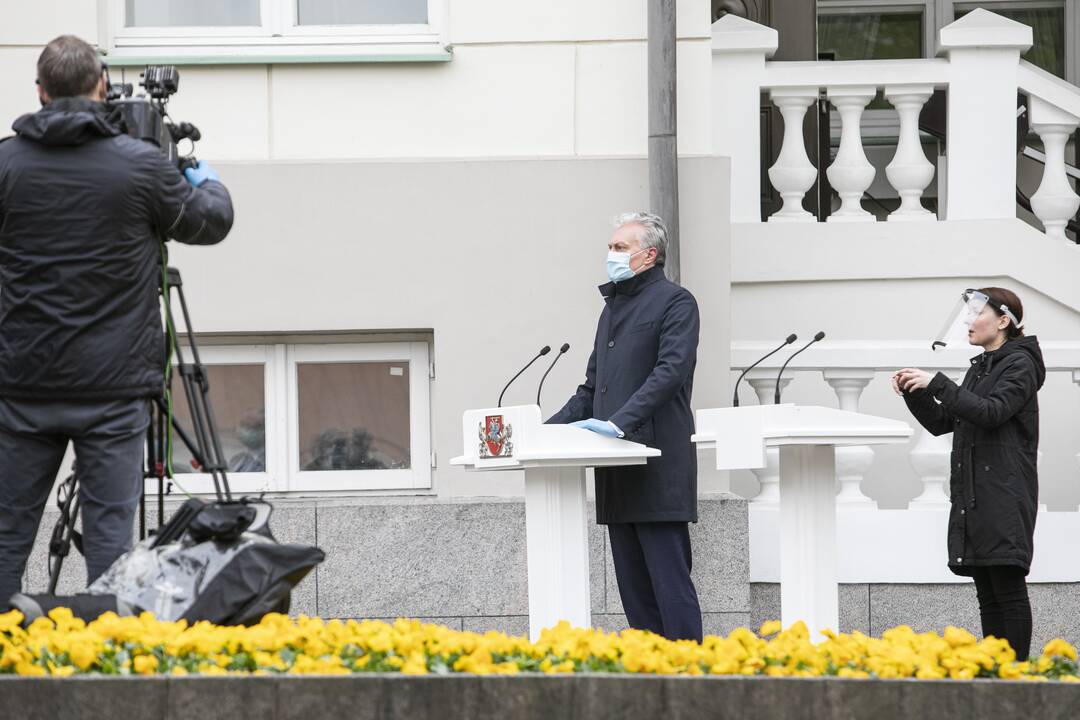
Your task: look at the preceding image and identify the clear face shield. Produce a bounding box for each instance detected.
[931,289,1021,351]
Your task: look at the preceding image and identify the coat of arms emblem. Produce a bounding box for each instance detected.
[479,414,513,458]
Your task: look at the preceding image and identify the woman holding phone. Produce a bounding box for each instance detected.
[893,287,1044,661]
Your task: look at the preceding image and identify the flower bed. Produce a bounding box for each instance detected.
[0,609,1076,681]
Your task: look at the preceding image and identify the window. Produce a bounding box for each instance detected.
[954,3,1066,77]
[819,8,925,61]
[817,1,1074,80]
[104,0,449,64]
[164,341,431,495]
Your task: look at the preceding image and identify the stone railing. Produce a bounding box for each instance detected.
[712,10,1080,241]
[731,340,1080,584]
[731,340,1080,509]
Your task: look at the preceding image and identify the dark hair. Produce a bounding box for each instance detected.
[978,286,1025,339]
[36,35,102,100]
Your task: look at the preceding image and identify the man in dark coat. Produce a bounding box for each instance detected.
[548,212,702,641]
[0,35,233,602]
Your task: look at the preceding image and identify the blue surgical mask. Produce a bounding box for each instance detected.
[606,249,646,283]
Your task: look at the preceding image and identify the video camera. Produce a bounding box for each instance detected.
[105,64,200,173]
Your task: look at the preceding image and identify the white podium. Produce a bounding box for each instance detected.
[692,404,912,639]
[450,405,659,641]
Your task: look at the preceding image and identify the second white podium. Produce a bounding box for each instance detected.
[693,404,912,639]
[450,405,659,641]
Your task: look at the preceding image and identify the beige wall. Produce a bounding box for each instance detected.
[0,1,715,161]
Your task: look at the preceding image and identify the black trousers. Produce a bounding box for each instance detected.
[608,521,703,642]
[0,397,149,603]
[971,565,1032,661]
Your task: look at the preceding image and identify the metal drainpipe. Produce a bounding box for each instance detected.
[648,0,680,283]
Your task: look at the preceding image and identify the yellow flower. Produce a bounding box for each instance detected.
[1043,639,1078,661]
[133,655,159,675]
[758,620,782,637]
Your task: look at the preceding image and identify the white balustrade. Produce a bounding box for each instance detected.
[884,85,936,221]
[823,369,876,505]
[746,373,791,504]
[825,87,877,222]
[731,341,1080,511]
[712,11,1080,243]
[1028,96,1080,242]
[767,88,818,223]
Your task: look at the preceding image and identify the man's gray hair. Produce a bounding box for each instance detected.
[614,212,667,265]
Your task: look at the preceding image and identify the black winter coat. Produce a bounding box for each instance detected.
[903,336,1045,576]
[0,98,233,400]
[548,266,699,524]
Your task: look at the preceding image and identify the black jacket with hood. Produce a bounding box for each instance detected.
[903,336,1045,576]
[0,98,232,401]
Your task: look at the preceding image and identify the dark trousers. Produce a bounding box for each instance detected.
[608,521,703,642]
[0,397,149,603]
[971,565,1032,661]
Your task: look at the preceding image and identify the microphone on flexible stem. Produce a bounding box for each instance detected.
[536,343,570,408]
[732,334,798,407]
[498,345,551,407]
[774,331,826,405]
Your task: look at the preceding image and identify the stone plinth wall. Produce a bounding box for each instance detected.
[3,675,1080,720]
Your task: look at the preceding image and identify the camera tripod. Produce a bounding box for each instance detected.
[46,264,233,593]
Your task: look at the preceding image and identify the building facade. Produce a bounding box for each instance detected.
[0,1,1078,644]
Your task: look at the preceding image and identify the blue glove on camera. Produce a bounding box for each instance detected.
[569,418,623,438]
[184,160,220,188]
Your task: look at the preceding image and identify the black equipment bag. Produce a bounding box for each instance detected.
[12,499,323,627]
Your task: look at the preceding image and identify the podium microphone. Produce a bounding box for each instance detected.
[536,343,570,407]
[774,331,826,404]
[498,345,551,407]
[732,334,797,407]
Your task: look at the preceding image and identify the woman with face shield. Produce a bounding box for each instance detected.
[892,287,1045,661]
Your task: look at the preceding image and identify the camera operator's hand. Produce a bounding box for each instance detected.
[183,160,220,188]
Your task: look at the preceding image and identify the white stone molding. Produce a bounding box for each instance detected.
[1028,96,1080,242]
[825,86,877,222]
[767,87,818,223]
[884,84,936,222]
[823,369,876,505]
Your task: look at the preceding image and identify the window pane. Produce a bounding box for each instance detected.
[169,364,265,474]
[818,11,924,61]
[297,362,411,471]
[126,0,260,27]
[955,6,1065,78]
[297,0,428,25]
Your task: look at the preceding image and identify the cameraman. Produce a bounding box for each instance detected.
[0,35,233,602]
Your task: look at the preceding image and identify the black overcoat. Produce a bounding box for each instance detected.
[903,336,1045,576]
[0,98,233,400]
[548,265,699,524]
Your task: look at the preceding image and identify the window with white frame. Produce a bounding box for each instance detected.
[164,341,431,496]
[104,0,448,63]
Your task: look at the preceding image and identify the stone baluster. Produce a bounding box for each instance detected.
[823,369,876,505]
[825,86,877,222]
[908,370,963,508]
[884,85,936,221]
[745,372,792,504]
[767,88,819,223]
[1028,96,1080,242]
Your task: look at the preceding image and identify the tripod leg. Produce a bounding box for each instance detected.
[47,472,80,595]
